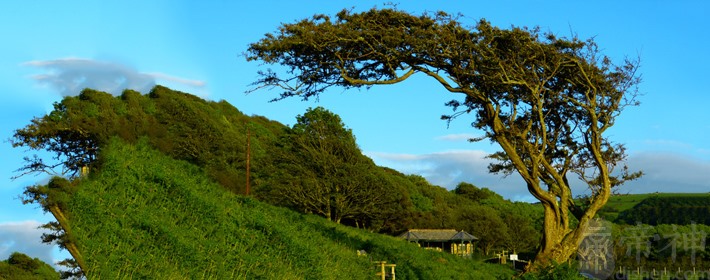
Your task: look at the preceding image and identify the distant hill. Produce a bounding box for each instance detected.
[52,138,513,278]
[596,193,710,224]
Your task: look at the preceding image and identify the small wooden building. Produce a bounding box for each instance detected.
[398,229,477,257]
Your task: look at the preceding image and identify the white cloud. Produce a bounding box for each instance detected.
[0,220,58,267]
[621,152,710,194]
[368,149,537,201]
[23,58,206,96]
[367,149,710,202]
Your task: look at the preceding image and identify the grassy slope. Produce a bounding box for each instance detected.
[66,139,512,279]
[597,193,710,222]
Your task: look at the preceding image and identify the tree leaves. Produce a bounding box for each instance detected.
[266,107,396,226]
[0,252,59,280]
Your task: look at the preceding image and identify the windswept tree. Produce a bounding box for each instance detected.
[10,101,99,179]
[246,8,642,270]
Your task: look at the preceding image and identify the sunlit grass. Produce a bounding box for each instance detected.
[65,138,513,279]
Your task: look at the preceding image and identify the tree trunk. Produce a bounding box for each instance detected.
[528,205,580,271]
[526,195,605,272]
[482,244,493,256]
[48,205,87,275]
[325,209,332,222]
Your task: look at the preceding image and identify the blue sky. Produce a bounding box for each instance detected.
[1,0,709,268]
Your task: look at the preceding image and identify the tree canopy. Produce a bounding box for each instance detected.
[247,8,642,270]
[263,107,399,226]
[0,252,59,280]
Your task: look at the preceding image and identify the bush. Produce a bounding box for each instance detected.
[518,262,587,280]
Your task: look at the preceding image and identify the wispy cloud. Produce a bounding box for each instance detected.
[435,133,481,142]
[145,72,206,87]
[23,58,206,96]
[642,139,693,150]
[0,220,58,267]
[696,148,710,156]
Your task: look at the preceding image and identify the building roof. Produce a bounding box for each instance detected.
[450,230,477,241]
[398,229,478,242]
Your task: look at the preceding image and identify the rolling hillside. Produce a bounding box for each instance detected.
[596,193,710,223]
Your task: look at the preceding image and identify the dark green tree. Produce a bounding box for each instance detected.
[456,204,509,255]
[10,101,98,178]
[267,107,393,225]
[8,252,40,271]
[0,252,60,280]
[246,8,643,270]
[502,212,541,253]
[454,182,492,202]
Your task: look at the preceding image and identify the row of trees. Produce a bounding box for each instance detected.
[12,86,284,193]
[258,106,543,253]
[452,183,541,254]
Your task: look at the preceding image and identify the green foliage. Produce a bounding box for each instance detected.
[57,138,514,279]
[518,262,587,280]
[594,193,710,222]
[22,177,77,214]
[263,106,395,225]
[410,191,434,212]
[10,99,99,178]
[617,195,710,225]
[609,222,710,270]
[450,182,543,254]
[502,212,541,253]
[456,204,509,255]
[8,252,40,272]
[0,252,59,280]
[454,182,492,202]
[12,86,286,196]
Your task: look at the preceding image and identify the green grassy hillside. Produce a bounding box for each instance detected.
[61,138,512,279]
[596,193,710,223]
[13,86,544,255]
